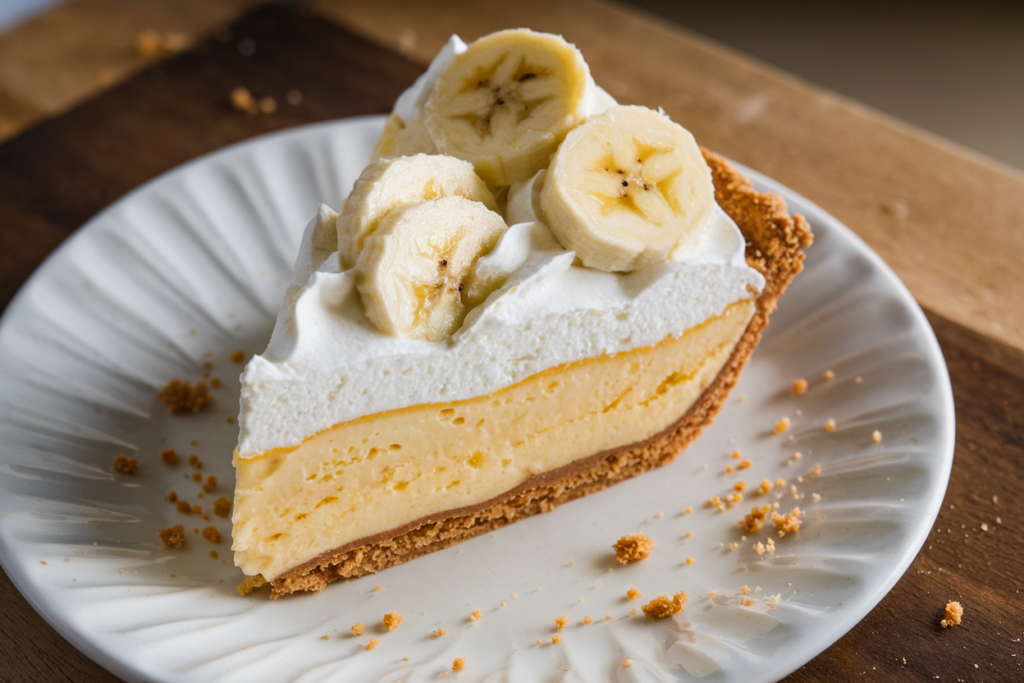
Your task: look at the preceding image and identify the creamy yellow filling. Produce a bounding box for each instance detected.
[233,300,755,579]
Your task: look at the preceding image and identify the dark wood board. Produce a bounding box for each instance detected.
[0,3,1020,681]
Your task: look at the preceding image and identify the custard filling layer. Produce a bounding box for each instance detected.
[233,300,755,579]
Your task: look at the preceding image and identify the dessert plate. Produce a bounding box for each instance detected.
[0,116,954,683]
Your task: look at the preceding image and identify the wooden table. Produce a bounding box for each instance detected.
[1,2,1021,680]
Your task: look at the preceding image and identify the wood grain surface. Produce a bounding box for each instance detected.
[0,3,1021,682]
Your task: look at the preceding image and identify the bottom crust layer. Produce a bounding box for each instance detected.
[266,151,813,598]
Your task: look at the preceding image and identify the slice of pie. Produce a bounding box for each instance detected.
[231,30,812,598]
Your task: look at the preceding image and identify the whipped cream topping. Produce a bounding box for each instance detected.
[393,35,467,125]
[237,207,764,457]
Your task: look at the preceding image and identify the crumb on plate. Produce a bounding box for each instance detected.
[113,453,139,474]
[641,591,687,619]
[158,379,211,414]
[613,533,654,564]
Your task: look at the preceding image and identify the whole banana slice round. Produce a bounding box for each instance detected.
[355,196,507,341]
[540,105,715,272]
[337,154,497,269]
[424,29,592,188]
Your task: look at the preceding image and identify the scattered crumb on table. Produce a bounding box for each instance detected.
[940,601,963,628]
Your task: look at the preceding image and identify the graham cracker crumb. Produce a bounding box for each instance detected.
[709,591,717,597]
[202,526,220,544]
[158,379,211,414]
[551,634,562,644]
[724,465,734,474]
[626,587,642,601]
[622,660,632,669]
[351,623,365,635]
[823,370,835,380]
[740,505,772,533]
[740,597,756,607]
[792,378,808,395]
[236,574,267,596]
[630,608,637,615]
[738,459,752,470]
[259,96,277,114]
[191,504,201,514]
[321,635,328,640]
[176,500,192,515]
[825,418,836,432]
[755,542,765,555]
[230,87,259,114]
[231,350,245,363]
[812,493,822,503]
[555,615,569,631]
[811,464,822,477]
[188,454,203,469]
[642,591,687,619]
[940,601,963,628]
[113,454,139,474]
[757,479,772,495]
[686,556,695,565]
[741,585,750,595]
[203,475,217,493]
[605,615,611,621]
[872,430,882,443]
[158,524,184,549]
[209,551,218,559]
[366,638,379,651]
[613,533,654,564]
[583,616,592,624]
[160,448,178,466]
[734,481,747,492]
[731,449,742,459]
[452,657,465,672]
[210,377,222,388]
[772,507,804,536]
[213,497,232,517]
[375,584,382,591]
[470,610,482,622]
[432,628,445,638]
[383,611,403,631]
[774,416,791,434]
[191,472,202,482]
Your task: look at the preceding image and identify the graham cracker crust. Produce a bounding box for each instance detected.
[264,151,813,598]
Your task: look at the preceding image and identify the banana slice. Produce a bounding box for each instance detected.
[424,29,592,188]
[337,154,497,269]
[540,105,715,272]
[370,113,439,162]
[356,196,507,341]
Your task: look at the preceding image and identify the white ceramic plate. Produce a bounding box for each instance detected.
[0,116,954,683]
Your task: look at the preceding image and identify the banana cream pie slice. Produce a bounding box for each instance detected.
[231,30,811,598]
